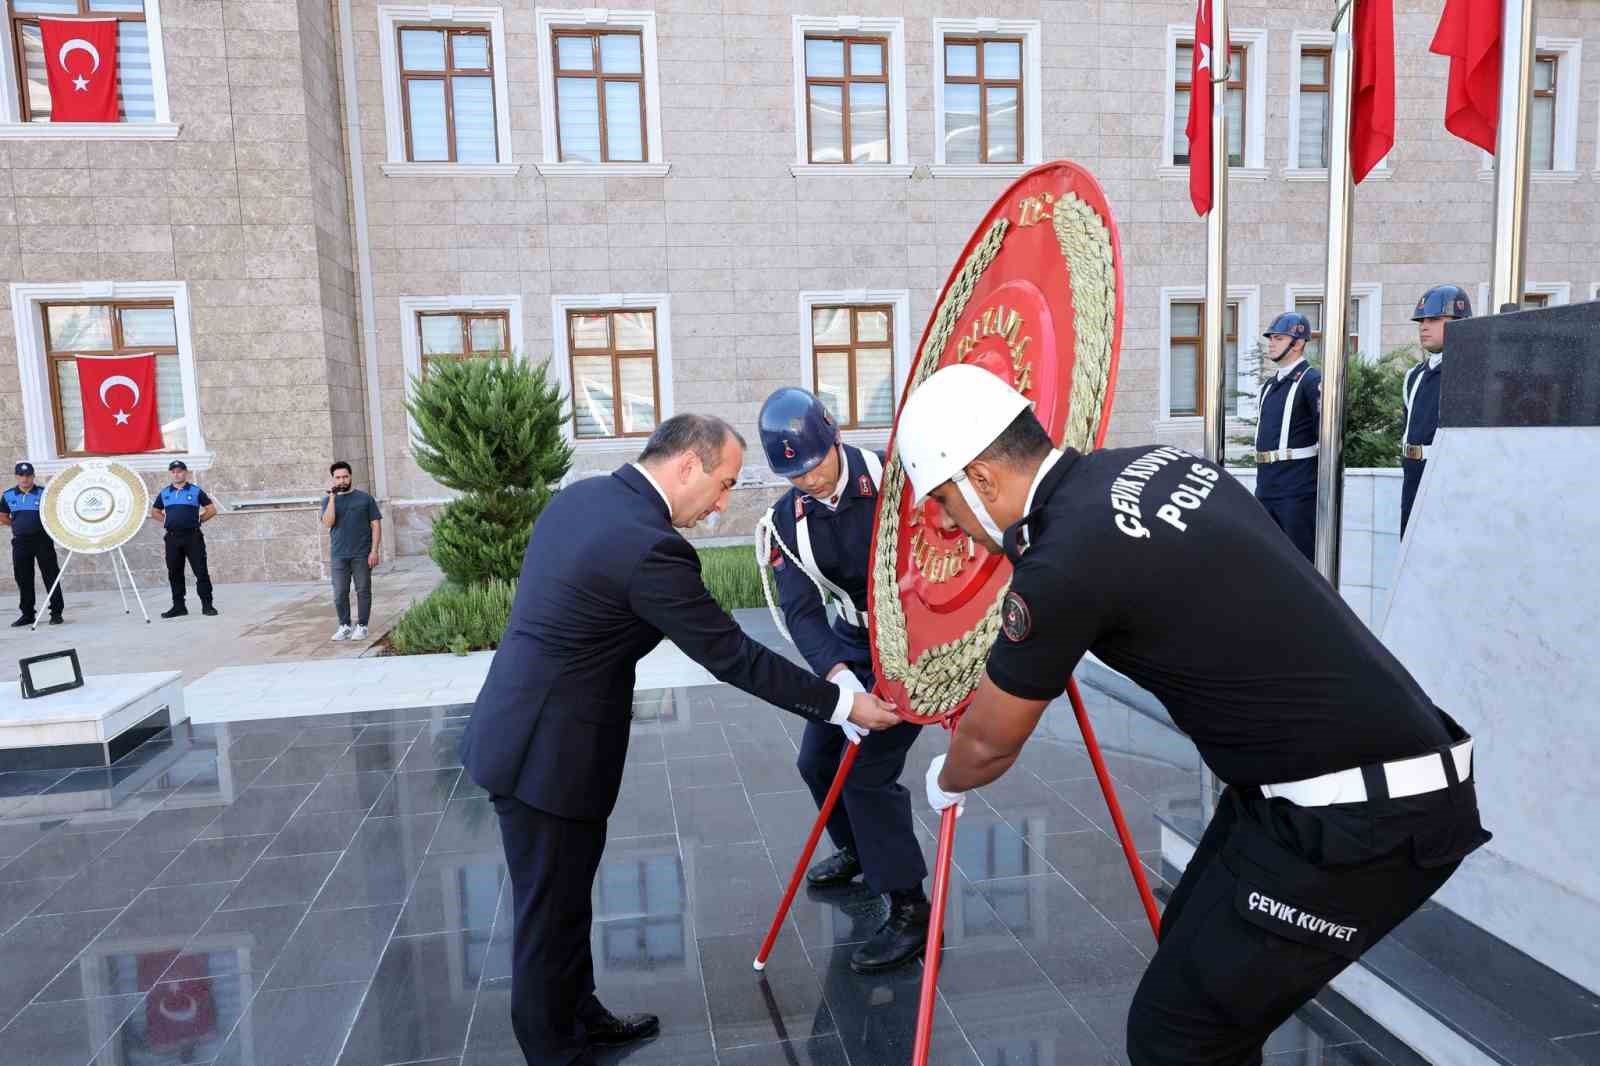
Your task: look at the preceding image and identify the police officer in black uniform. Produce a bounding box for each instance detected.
[756,388,929,974]
[148,460,218,618]
[1252,312,1321,561]
[1402,284,1471,535]
[898,366,1489,1066]
[1,462,64,626]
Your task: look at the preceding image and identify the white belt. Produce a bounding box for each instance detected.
[1256,445,1319,464]
[1402,444,1431,460]
[1260,739,1473,806]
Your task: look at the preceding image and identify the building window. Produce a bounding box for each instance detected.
[40,299,183,455]
[941,37,1021,165]
[418,310,509,375]
[552,28,644,163]
[567,308,660,439]
[1530,52,1557,171]
[5,0,159,123]
[397,26,497,163]
[1297,47,1330,168]
[810,305,894,429]
[1293,296,1360,360]
[1168,301,1240,417]
[1174,43,1245,166]
[803,34,889,164]
[1522,291,1550,309]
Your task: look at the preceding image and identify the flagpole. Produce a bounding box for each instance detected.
[1489,0,1536,311]
[1201,0,1230,464]
[1312,1,1358,583]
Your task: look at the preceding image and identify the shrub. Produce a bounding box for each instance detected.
[699,545,765,613]
[388,579,516,656]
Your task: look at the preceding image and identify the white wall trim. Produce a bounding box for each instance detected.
[548,292,674,449]
[1158,284,1260,421]
[1285,29,1388,178]
[796,289,912,441]
[398,293,526,442]
[1161,23,1267,171]
[0,0,174,129]
[9,280,209,475]
[1477,281,1570,313]
[534,8,666,168]
[929,18,1042,168]
[1591,283,1600,302]
[377,5,514,168]
[790,15,909,168]
[382,161,521,177]
[1282,282,1384,361]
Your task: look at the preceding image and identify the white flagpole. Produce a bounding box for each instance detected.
[1202,0,1231,464]
[1489,0,1536,311]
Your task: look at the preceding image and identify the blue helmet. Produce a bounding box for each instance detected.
[1412,285,1472,321]
[1262,312,1312,343]
[758,387,837,477]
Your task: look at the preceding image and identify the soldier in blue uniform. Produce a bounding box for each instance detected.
[148,459,218,618]
[1402,285,1471,534]
[1252,312,1322,561]
[755,388,929,974]
[1,461,64,626]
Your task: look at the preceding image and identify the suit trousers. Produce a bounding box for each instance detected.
[493,793,608,1066]
[796,718,926,894]
[1257,494,1316,563]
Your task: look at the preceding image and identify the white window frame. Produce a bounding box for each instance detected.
[1591,283,1599,301]
[1476,281,1570,313]
[797,289,912,449]
[1282,283,1384,363]
[400,294,525,443]
[9,280,207,475]
[534,8,668,178]
[1159,23,1268,180]
[789,14,911,177]
[1284,31,1388,180]
[377,5,517,177]
[1481,37,1581,181]
[549,292,673,451]
[929,18,1042,178]
[0,0,177,139]
[1157,284,1261,423]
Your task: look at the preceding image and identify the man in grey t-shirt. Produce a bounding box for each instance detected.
[322,461,383,641]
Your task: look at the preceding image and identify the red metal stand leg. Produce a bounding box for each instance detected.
[910,804,959,1066]
[1066,677,1163,938]
[753,739,862,970]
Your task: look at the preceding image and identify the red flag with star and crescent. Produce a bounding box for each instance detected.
[1185,0,1214,215]
[76,353,163,454]
[38,17,120,123]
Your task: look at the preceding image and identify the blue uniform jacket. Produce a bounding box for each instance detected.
[1403,362,1442,448]
[1,485,47,539]
[766,445,882,685]
[1254,361,1321,500]
[153,483,213,531]
[462,464,839,822]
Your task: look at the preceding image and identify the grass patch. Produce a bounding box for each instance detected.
[698,544,765,613]
[387,578,516,656]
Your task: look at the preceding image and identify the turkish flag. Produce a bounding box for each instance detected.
[76,353,164,454]
[1429,0,1503,153]
[142,953,218,1052]
[38,17,119,123]
[1185,0,1214,215]
[1350,0,1395,183]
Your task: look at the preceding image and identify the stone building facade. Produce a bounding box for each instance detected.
[2,0,1596,595]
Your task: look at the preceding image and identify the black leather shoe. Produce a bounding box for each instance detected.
[48,614,63,625]
[806,848,861,887]
[850,889,931,974]
[161,605,187,619]
[10,615,33,628]
[201,604,219,616]
[581,1007,660,1047]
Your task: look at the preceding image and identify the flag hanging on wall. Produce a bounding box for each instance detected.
[76,353,164,454]
[38,17,120,122]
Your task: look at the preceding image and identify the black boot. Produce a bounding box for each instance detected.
[161,604,188,619]
[10,615,33,628]
[48,613,63,625]
[806,848,861,887]
[850,888,931,974]
[201,604,219,616]
[580,1004,660,1047]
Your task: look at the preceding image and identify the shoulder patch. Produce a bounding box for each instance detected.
[769,544,785,570]
[793,495,805,521]
[858,474,872,497]
[1001,590,1032,642]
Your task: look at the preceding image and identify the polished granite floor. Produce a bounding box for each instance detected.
[0,682,1427,1066]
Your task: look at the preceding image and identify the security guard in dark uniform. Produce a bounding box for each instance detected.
[1,462,64,626]
[1402,284,1471,534]
[1252,312,1321,562]
[898,366,1490,1066]
[461,414,899,1066]
[756,388,929,974]
[148,459,218,618]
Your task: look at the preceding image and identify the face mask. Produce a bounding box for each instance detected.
[954,474,1006,547]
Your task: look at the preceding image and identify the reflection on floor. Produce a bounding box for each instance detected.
[0,684,1424,1065]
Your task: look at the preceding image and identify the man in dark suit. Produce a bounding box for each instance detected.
[460,413,900,1066]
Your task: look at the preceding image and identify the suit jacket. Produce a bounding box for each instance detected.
[461,464,839,821]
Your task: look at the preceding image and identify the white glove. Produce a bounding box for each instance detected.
[830,669,866,746]
[925,755,966,816]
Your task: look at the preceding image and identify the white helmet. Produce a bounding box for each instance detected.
[896,364,1032,504]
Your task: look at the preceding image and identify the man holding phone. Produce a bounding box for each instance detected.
[322,460,382,641]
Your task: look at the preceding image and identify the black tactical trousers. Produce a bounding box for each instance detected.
[164,528,213,607]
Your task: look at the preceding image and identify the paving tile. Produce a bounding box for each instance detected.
[208,980,367,1066]
[155,835,273,886]
[0,993,144,1066]
[265,903,401,989]
[336,931,477,1064]
[698,930,834,1049]
[221,852,340,911]
[313,813,442,909]
[264,809,366,857]
[302,770,394,814]
[0,909,119,1027]
[369,768,460,817]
